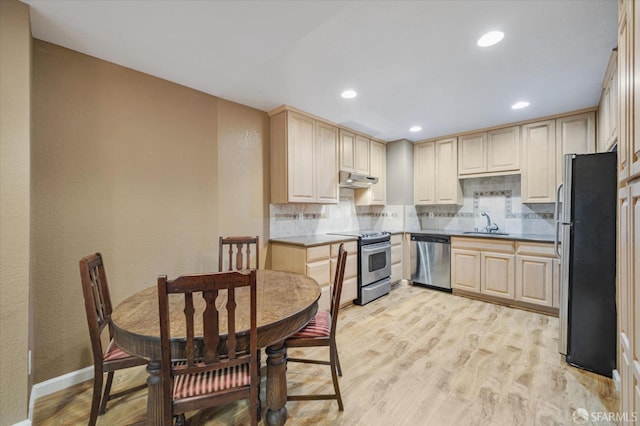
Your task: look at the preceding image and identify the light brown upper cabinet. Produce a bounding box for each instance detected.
[555,111,596,185]
[355,135,371,175]
[458,126,520,178]
[339,129,356,172]
[414,138,462,205]
[521,112,596,203]
[355,140,386,205]
[414,142,436,204]
[598,50,618,153]
[270,108,338,204]
[521,120,557,203]
[339,130,370,175]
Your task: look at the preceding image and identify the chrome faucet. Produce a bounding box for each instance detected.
[481,212,500,233]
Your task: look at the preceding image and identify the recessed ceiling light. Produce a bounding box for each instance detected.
[477,31,504,47]
[341,89,357,99]
[512,101,530,109]
[409,126,422,132]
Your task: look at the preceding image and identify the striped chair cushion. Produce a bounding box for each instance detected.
[103,339,136,362]
[172,363,251,400]
[290,310,331,338]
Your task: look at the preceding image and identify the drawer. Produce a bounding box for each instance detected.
[318,284,331,312]
[306,259,330,285]
[391,234,403,246]
[515,241,557,258]
[391,244,402,264]
[307,244,330,262]
[331,240,358,257]
[340,276,357,306]
[391,262,403,283]
[451,237,514,254]
[331,252,357,281]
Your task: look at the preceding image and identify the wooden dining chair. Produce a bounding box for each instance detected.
[219,235,262,415]
[79,253,147,426]
[219,236,259,271]
[285,243,347,410]
[157,270,259,426]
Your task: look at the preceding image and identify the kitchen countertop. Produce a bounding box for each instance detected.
[270,234,358,247]
[270,229,555,247]
[410,229,555,243]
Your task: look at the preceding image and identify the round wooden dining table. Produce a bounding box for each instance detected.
[111,269,320,426]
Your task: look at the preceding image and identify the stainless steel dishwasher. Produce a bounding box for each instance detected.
[410,234,451,292]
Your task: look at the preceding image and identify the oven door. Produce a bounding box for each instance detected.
[360,241,391,285]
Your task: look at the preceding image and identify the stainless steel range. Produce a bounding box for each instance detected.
[329,230,391,305]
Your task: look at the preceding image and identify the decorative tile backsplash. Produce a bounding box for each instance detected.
[414,175,555,235]
[270,189,404,238]
[270,175,555,238]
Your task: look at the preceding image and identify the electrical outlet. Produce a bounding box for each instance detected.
[428,212,435,218]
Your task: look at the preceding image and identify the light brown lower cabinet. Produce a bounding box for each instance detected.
[390,234,403,283]
[514,242,556,308]
[451,237,559,314]
[272,240,358,311]
[330,241,358,305]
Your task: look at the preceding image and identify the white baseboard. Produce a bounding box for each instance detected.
[27,366,94,423]
[12,420,31,426]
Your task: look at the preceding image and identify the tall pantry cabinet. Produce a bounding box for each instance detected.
[617,0,640,420]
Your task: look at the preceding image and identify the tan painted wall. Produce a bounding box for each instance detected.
[32,40,270,383]
[0,0,31,423]
[216,98,270,268]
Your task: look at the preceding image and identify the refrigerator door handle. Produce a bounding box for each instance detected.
[554,183,563,258]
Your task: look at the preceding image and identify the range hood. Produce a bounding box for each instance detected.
[339,171,378,189]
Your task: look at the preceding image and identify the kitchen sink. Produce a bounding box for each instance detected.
[462,231,510,236]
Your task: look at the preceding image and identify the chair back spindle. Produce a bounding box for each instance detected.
[219,236,259,271]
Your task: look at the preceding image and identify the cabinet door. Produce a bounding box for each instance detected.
[633,1,640,179]
[487,126,520,173]
[598,87,610,153]
[355,135,370,175]
[369,141,386,205]
[619,10,630,182]
[481,252,515,299]
[451,249,481,292]
[608,65,618,149]
[315,121,339,203]
[556,112,596,185]
[515,255,553,307]
[458,133,486,175]
[630,182,640,365]
[435,138,461,204]
[286,111,315,202]
[414,142,436,204]
[619,186,631,356]
[339,129,356,172]
[522,120,556,203]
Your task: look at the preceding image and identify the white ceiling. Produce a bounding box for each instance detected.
[22,0,617,142]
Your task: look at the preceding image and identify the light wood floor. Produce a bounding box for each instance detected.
[34,281,617,425]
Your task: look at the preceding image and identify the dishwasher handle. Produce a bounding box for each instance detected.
[410,234,450,244]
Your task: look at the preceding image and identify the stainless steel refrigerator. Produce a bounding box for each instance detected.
[555,152,617,377]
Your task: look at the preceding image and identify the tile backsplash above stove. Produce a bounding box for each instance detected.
[269,175,555,238]
[270,189,404,238]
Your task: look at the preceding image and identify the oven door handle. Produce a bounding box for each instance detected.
[361,241,391,253]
